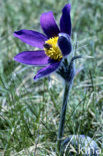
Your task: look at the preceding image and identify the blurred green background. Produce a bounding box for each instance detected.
[0,0,103,155]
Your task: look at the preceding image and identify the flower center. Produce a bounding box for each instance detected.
[44,37,63,61]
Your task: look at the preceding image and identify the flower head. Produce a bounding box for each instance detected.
[14,4,72,81]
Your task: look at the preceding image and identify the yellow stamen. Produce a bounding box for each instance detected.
[44,37,63,61]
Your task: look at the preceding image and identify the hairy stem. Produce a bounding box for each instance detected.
[57,57,76,153]
[57,82,70,151]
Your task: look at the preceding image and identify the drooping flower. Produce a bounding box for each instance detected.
[14,4,72,81]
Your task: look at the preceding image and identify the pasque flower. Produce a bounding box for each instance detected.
[14,4,72,81]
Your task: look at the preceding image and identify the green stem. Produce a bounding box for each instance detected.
[57,82,69,149]
[57,81,72,152]
[57,57,78,154]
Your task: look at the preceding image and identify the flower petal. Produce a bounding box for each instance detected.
[14,50,50,66]
[14,29,47,48]
[58,33,72,56]
[34,62,60,81]
[40,11,60,38]
[60,4,72,36]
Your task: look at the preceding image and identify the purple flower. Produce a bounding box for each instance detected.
[14,4,72,81]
